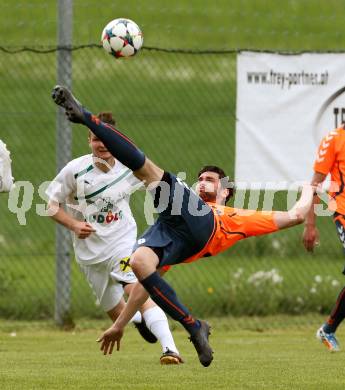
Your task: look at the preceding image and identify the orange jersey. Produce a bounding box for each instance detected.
[314,126,345,214]
[183,203,278,263]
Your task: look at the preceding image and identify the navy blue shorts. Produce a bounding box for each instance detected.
[133,172,215,267]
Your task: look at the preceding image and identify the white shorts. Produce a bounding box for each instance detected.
[79,256,137,312]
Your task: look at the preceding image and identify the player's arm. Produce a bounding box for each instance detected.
[46,162,96,239]
[48,200,96,239]
[275,129,337,231]
[302,172,327,252]
[97,281,149,354]
[302,130,336,250]
[97,266,168,355]
[273,183,315,229]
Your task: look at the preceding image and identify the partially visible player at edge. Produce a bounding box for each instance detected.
[46,111,182,365]
[303,124,345,352]
[52,85,314,367]
[0,139,14,192]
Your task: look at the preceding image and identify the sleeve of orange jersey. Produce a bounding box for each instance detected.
[313,132,336,175]
[239,211,278,238]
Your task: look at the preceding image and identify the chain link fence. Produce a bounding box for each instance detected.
[1,1,345,325]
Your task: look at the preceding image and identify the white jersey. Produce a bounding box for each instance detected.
[0,139,14,192]
[46,154,143,265]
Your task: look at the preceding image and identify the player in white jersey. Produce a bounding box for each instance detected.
[46,112,182,364]
[0,139,14,192]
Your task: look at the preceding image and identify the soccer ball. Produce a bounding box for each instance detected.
[101,18,143,58]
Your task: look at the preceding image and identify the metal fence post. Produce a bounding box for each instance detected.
[54,0,73,326]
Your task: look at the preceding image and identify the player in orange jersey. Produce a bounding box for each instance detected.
[303,125,345,352]
[52,85,314,367]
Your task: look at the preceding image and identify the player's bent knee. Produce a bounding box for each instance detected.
[130,247,159,278]
[130,251,147,274]
[129,254,140,271]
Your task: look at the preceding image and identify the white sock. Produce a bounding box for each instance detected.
[130,311,142,324]
[142,306,179,354]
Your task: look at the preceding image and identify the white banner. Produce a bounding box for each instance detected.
[235,51,345,189]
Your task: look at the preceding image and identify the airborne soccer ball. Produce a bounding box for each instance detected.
[101,18,143,58]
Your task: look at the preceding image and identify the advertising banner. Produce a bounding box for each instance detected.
[236,51,345,189]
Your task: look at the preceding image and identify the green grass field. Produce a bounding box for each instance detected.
[1,317,345,390]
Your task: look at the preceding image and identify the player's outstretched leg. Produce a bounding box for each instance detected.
[51,85,85,123]
[189,320,212,367]
[140,270,213,367]
[51,85,149,175]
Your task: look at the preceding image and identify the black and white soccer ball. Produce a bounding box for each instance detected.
[101,18,143,58]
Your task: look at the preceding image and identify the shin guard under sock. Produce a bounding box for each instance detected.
[141,271,201,335]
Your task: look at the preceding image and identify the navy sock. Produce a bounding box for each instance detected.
[82,109,145,171]
[323,286,345,333]
[141,271,201,335]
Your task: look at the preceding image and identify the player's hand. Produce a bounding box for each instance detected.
[72,221,96,239]
[302,225,319,252]
[97,325,124,355]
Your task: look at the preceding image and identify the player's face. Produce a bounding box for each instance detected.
[196,171,225,203]
[88,133,113,161]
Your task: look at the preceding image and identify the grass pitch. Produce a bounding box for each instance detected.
[1,317,344,390]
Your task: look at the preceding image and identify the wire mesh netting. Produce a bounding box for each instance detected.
[2,1,345,324]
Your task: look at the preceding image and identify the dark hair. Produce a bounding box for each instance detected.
[197,165,235,203]
[97,111,116,126]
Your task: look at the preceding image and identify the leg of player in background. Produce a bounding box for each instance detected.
[315,217,345,352]
[129,247,213,367]
[315,286,344,352]
[123,284,183,364]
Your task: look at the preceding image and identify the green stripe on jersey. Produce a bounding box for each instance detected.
[74,168,132,200]
[74,164,94,179]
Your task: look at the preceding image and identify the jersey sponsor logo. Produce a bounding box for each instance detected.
[84,197,124,224]
[85,209,123,224]
[120,257,132,272]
